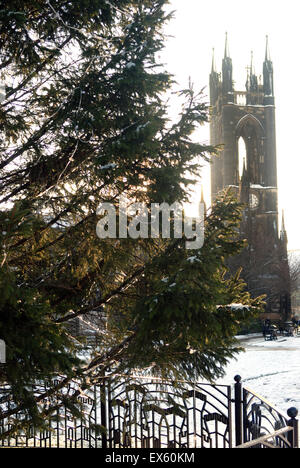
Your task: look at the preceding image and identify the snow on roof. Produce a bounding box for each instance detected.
[217,304,250,311]
[251,184,277,190]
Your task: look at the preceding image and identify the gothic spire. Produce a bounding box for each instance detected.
[263,35,274,104]
[246,50,258,104]
[201,185,204,204]
[199,186,207,218]
[222,32,233,99]
[280,210,288,251]
[239,157,250,205]
[211,48,216,73]
[241,157,249,184]
[210,48,220,106]
[265,35,271,61]
[246,51,253,88]
[224,32,229,58]
[281,210,286,233]
[242,157,247,176]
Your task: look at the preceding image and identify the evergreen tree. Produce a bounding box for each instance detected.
[0,0,264,429]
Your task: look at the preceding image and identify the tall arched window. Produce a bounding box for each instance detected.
[236,115,265,185]
[238,137,247,179]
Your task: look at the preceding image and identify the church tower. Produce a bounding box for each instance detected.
[209,35,291,319]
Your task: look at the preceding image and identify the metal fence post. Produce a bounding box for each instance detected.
[287,407,298,448]
[100,377,108,449]
[234,375,243,447]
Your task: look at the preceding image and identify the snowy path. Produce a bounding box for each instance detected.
[219,335,300,415]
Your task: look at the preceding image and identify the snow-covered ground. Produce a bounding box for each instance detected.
[219,334,300,416]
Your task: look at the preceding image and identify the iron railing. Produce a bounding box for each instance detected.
[105,375,233,449]
[235,427,294,449]
[234,375,298,448]
[0,375,298,449]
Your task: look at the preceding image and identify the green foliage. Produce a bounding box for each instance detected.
[0,0,264,428]
[112,190,264,382]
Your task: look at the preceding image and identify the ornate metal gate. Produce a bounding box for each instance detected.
[0,375,298,448]
[234,375,298,449]
[105,376,232,448]
[0,380,101,448]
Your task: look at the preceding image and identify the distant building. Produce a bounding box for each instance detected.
[289,250,300,319]
[209,34,291,321]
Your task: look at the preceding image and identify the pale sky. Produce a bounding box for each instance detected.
[162,0,300,251]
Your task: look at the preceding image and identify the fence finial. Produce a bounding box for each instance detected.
[287,407,299,448]
[288,407,298,419]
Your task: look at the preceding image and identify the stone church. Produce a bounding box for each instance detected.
[209,35,291,321]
